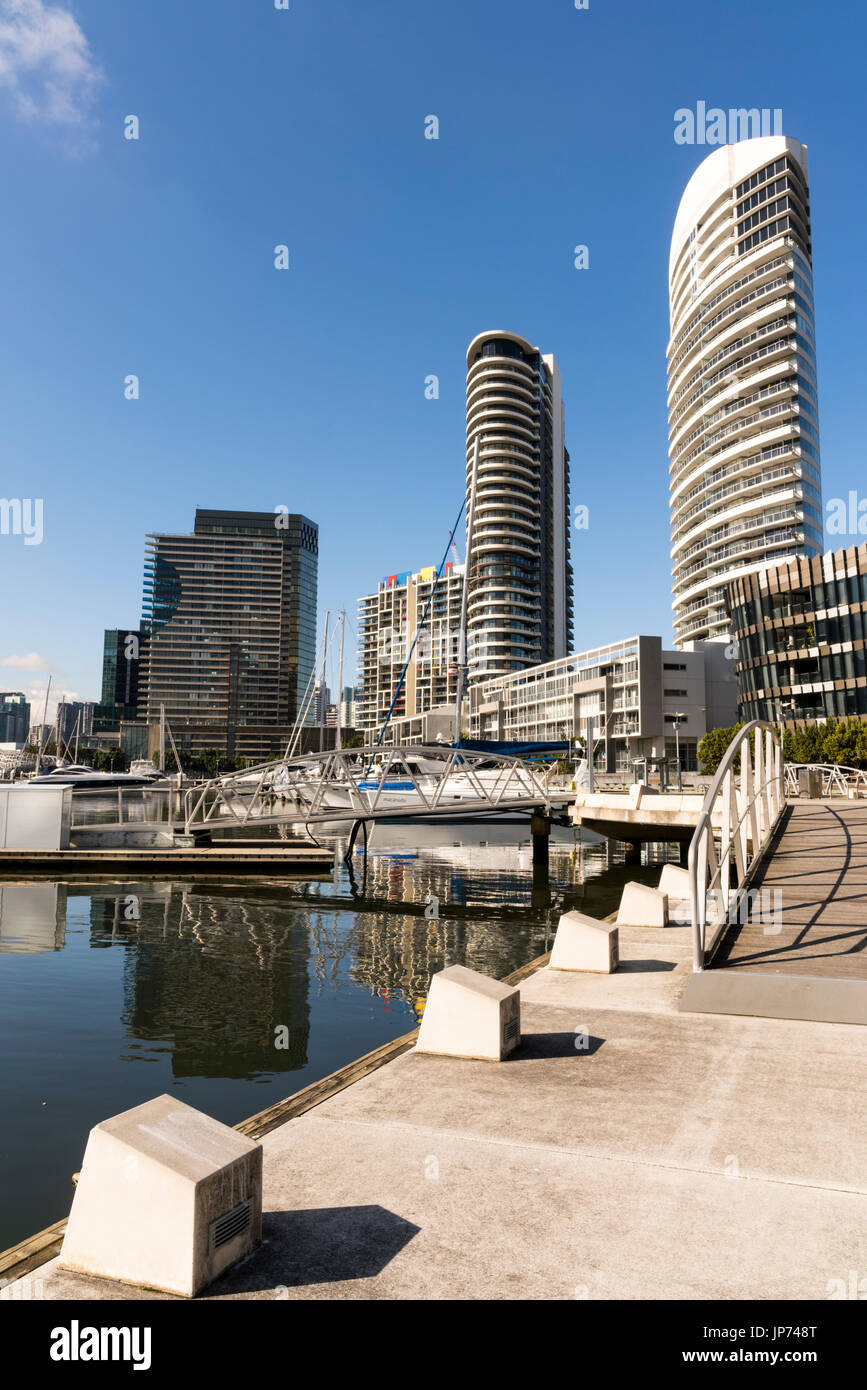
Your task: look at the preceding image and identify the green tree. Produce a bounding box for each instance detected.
[822,718,866,769]
[786,720,833,765]
[697,724,743,776]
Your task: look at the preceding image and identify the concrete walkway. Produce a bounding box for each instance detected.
[8,923,867,1300]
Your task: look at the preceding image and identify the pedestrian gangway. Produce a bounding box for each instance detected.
[681,721,867,1025]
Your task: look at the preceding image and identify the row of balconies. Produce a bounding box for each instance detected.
[673,482,802,556]
[668,271,790,377]
[672,375,795,457]
[669,337,795,434]
[672,439,799,511]
[670,290,792,390]
[674,527,804,592]
[671,397,795,477]
[674,504,801,574]
[670,312,793,411]
[668,253,793,362]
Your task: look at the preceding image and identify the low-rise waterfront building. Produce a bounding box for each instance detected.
[468,635,737,773]
[726,541,867,725]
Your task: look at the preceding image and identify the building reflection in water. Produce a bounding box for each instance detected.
[86,883,312,1081]
[0,882,67,954]
[1,835,680,1085]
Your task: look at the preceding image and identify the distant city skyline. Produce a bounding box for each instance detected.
[1,0,865,725]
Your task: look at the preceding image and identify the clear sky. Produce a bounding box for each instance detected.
[1,0,865,717]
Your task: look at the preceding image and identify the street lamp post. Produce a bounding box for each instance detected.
[672,712,686,793]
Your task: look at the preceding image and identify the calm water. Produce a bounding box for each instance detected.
[0,822,677,1250]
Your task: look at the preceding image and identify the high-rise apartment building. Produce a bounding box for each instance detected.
[55,701,95,745]
[465,331,573,685]
[668,137,824,647]
[357,562,464,741]
[0,692,30,747]
[138,509,318,760]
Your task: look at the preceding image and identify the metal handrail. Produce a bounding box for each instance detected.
[784,763,867,797]
[687,720,786,972]
[182,744,555,833]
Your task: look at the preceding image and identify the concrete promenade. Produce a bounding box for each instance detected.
[8,918,866,1301]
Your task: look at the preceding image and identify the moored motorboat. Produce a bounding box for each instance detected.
[28,763,165,790]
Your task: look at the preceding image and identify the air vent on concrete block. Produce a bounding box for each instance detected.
[210,1198,252,1253]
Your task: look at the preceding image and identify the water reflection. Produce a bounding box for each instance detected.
[0,882,67,954]
[0,827,681,1251]
[84,883,312,1079]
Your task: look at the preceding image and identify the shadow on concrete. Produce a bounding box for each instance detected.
[514,1032,605,1059]
[617,959,678,974]
[214,1205,421,1293]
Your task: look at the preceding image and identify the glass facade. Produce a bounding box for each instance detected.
[101,628,142,721]
[0,692,30,747]
[138,509,318,759]
[726,542,867,724]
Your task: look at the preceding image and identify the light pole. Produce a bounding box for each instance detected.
[672,712,686,793]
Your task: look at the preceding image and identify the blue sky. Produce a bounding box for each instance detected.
[0,0,865,716]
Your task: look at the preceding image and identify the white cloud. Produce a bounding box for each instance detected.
[0,650,52,670]
[0,0,103,128]
[15,681,79,729]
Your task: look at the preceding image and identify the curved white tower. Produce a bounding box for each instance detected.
[668,137,823,646]
[465,331,573,685]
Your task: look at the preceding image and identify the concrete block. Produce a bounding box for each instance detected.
[549,910,619,973]
[416,964,520,1061]
[59,1094,262,1297]
[617,881,669,928]
[658,864,691,925]
[0,785,72,850]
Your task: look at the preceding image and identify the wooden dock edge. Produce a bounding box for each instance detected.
[0,946,553,1288]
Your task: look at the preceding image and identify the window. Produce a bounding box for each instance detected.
[665,689,688,697]
[664,662,687,671]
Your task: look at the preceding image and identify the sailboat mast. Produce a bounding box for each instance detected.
[35,675,52,774]
[453,434,480,743]
[319,610,330,752]
[335,609,345,752]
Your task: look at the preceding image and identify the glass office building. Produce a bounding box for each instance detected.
[138,509,318,760]
[100,628,143,725]
[726,542,867,724]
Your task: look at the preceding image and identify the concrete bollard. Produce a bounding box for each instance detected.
[617,881,669,928]
[416,964,520,1061]
[550,910,619,973]
[658,864,692,924]
[59,1095,262,1297]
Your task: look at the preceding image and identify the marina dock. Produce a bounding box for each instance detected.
[5,915,865,1301]
[0,845,334,876]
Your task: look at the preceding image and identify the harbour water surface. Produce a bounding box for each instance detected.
[0,822,676,1250]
